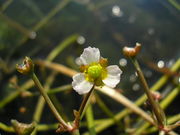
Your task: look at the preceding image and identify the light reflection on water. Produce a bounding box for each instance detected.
[112,5,123,17]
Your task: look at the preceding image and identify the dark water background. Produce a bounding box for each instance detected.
[0,0,179,134]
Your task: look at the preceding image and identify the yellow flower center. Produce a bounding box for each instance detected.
[79,58,108,86]
[88,64,102,78]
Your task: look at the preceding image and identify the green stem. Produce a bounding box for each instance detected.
[30,72,71,130]
[0,80,34,109]
[20,0,44,18]
[95,93,122,128]
[71,129,80,135]
[134,85,180,134]
[85,104,96,135]
[0,122,14,132]
[0,0,13,11]
[0,119,111,133]
[47,84,72,94]
[72,86,95,135]
[8,0,71,59]
[79,85,95,119]
[148,114,180,133]
[32,71,57,135]
[0,12,35,38]
[131,58,165,127]
[168,0,180,10]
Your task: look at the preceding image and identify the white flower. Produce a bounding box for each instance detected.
[72,46,122,95]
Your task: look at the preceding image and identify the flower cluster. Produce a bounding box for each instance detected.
[72,47,122,95]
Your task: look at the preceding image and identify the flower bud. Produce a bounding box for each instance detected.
[123,43,141,57]
[16,57,34,75]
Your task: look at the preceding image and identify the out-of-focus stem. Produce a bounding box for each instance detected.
[8,0,71,59]
[47,34,79,61]
[168,0,180,10]
[0,0,13,11]
[95,93,122,128]
[0,80,34,109]
[96,86,155,125]
[85,104,96,135]
[0,12,35,39]
[0,123,14,132]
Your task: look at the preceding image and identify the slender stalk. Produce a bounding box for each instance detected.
[33,0,70,31]
[46,84,72,94]
[0,119,110,133]
[134,85,180,134]
[131,58,166,127]
[30,72,71,130]
[0,80,34,109]
[148,114,180,133]
[0,12,35,39]
[20,0,43,18]
[85,104,96,135]
[96,86,155,125]
[32,71,57,135]
[47,34,79,61]
[95,93,122,128]
[71,86,95,135]
[79,85,95,119]
[32,32,78,134]
[168,0,180,10]
[8,0,71,59]
[0,0,13,11]
[0,123,14,132]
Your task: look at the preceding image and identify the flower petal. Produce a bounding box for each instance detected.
[78,46,100,65]
[72,73,94,95]
[102,65,122,88]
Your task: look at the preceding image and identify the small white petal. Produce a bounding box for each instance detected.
[72,73,94,95]
[103,65,122,88]
[78,46,100,65]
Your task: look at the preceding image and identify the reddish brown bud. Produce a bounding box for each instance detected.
[123,43,141,57]
[16,57,34,75]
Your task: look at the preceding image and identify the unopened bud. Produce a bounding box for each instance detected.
[123,43,141,57]
[16,57,34,75]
